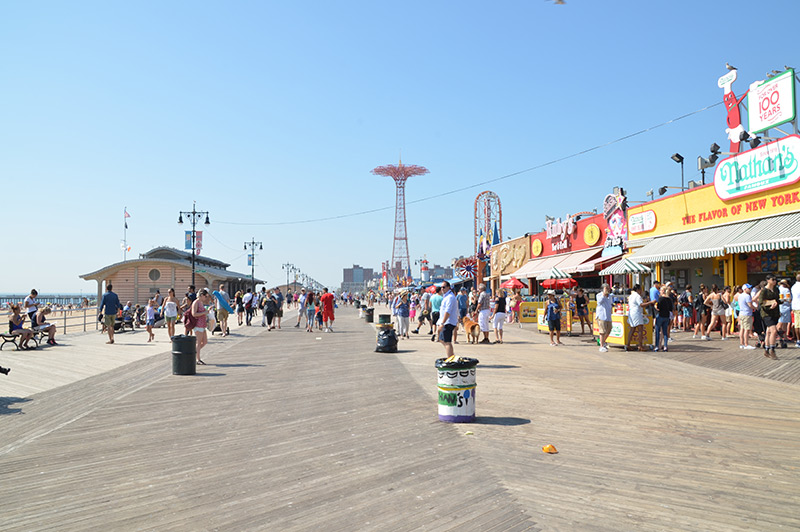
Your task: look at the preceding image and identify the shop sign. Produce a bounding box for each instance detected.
[629,210,656,234]
[532,238,543,257]
[714,135,800,201]
[545,215,577,251]
[602,192,627,256]
[747,69,796,134]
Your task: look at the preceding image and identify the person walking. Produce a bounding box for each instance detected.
[98,283,121,344]
[453,287,468,344]
[216,284,231,336]
[595,283,613,352]
[429,286,443,341]
[758,274,781,359]
[476,284,492,344]
[703,284,728,340]
[792,273,800,347]
[145,298,156,342]
[163,288,180,338]
[305,291,316,332]
[394,292,410,339]
[412,288,432,334]
[692,284,709,338]
[274,287,285,329]
[320,287,335,332]
[437,281,459,361]
[491,289,507,344]
[242,288,254,326]
[654,286,673,352]
[777,279,792,348]
[545,291,563,346]
[295,288,307,328]
[191,289,212,365]
[261,289,278,329]
[738,283,756,350]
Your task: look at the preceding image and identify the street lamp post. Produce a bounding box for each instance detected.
[177,202,210,287]
[671,153,685,190]
[282,263,295,292]
[244,238,263,293]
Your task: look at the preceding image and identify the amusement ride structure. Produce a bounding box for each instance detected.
[372,158,429,282]
[474,191,502,258]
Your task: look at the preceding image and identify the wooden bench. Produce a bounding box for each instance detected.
[1,330,46,350]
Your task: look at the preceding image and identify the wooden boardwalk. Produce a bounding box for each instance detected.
[1,308,799,531]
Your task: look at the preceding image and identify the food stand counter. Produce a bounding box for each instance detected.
[592,303,652,347]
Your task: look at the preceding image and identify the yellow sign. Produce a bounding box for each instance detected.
[583,223,601,246]
[532,238,543,257]
[628,180,800,241]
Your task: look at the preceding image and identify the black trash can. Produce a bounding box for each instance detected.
[365,308,374,323]
[171,334,197,375]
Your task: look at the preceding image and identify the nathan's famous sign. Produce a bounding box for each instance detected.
[714,134,800,200]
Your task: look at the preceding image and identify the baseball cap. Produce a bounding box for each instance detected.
[743,283,752,290]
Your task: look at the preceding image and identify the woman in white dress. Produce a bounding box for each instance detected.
[626,284,655,351]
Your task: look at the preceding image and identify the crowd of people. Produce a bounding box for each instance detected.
[593,273,800,360]
[95,283,341,365]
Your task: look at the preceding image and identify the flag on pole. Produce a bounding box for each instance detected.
[492,221,500,246]
[195,231,203,255]
[124,209,131,218]
[185,231,192,250]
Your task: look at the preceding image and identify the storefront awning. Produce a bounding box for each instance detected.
[599,257,651,276]
[552,248,602,274]
[575,250,623,273]
[725,212,800,253]
[631,222,754,263]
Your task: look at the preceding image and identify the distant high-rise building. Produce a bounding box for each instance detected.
[430,263,454,280]
[341,264,375,293]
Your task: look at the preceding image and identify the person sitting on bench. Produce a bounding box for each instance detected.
[9,304,35,350]
[34,307,58,345]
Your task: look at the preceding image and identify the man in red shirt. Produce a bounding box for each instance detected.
[320,287,336,332]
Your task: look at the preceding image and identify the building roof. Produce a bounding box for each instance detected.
[80,247,262,284]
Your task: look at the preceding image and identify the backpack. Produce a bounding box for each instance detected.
[678,291,690,307]
[183,306,197,329]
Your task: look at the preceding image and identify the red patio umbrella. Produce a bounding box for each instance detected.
[500,277,527,289]
[540,277,578,289]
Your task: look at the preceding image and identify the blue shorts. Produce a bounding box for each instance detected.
[146,318,155,326]
[438,323,456,343]
[779,309,791,324]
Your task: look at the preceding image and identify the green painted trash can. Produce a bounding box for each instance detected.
[436,357,479,422]
[171,334,197,375]
[378,314,392,325]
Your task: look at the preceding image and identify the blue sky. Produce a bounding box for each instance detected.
[1,0,798,293]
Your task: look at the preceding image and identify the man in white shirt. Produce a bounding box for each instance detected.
[595,283,613,352]
[792,274,800,347]
[437,281,459,361]
[738,284,756,349]
[242,288,254,326]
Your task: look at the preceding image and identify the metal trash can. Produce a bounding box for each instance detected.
[435,357,479,422]
[171,334,197,375]
[378,314,391,325]
[365,308,374,323]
